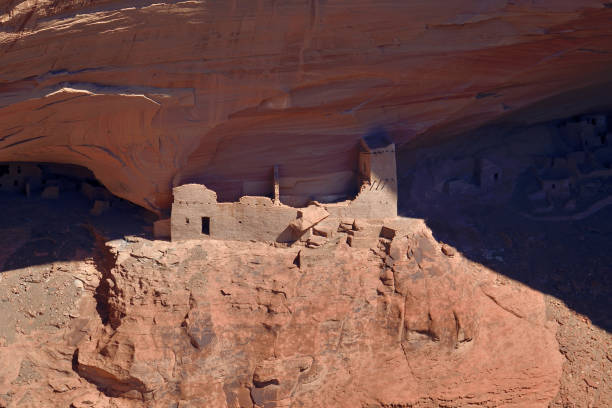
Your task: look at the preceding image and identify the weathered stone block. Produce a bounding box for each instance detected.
[351,219,382,238]
[290,205,329,233]
[307,235,327,248]
[313,217,338,238]
[380,225,396,240]
[347,235,379,249]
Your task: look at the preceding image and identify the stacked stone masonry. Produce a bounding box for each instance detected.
[170,137,398,243]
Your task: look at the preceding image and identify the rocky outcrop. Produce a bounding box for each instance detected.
[67,221,563,407]
[3,204,612,407]
[2,1,612,211]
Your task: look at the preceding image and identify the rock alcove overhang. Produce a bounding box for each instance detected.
[1,0,612,213]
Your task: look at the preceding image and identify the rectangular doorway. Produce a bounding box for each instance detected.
[201,217,210,235]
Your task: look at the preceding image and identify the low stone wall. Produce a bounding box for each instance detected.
[171,179,398,243]
[171,185,299,242]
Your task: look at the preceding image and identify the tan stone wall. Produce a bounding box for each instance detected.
[325,182,396,220]
[369,148,396,183]
[171,139,397,243]
[171,185,298,242]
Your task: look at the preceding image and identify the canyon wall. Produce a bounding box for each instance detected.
[2,0,612,212]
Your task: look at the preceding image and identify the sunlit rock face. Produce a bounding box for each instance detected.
[1,0,612,212]
[74,231,562,407]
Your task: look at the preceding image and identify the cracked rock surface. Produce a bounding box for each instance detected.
[1,216,610,407]
[0,189,610,407]
[8,221,570,407]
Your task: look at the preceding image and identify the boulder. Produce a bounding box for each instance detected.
[289,205,329,233]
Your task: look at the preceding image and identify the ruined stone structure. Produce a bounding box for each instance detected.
[170,137,397,242]
[0,163,42,194]
[0,162,122,215]
[404,112,612,222]
[171,185,300,242]
[324,135,397,219]
[525,114,612,215]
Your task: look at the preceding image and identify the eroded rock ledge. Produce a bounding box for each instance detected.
[69,220,562,407]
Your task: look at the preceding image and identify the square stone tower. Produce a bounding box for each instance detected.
[352,134,397,218]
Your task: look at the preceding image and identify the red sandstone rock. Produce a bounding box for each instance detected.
[441,243,456,257]
[2,1,612,211]
[64,221,562,407]
[1,2,610,406]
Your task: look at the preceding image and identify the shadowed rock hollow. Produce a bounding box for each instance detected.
[2,0,612,211]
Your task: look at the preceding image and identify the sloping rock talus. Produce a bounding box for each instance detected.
[2,1,612,211]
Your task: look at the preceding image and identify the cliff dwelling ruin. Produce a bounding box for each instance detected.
[3,0,612,406]
[0,162,131,215]
[0,162,154,271]
[167,136,398,247]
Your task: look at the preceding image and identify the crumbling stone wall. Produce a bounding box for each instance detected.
[327,141,397,219]
[171,184,299,242]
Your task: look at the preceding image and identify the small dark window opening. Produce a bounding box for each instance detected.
[0,165,8,177]
[552,184,556,190]
[185,217,190,224]
[493,173,499,181]
[201,217,210,235]
[16,166,21,174]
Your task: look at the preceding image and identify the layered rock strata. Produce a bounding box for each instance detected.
[2,1,612,211]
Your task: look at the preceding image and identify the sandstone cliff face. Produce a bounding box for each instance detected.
[10,223,562,407]
[2,1,612,211]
